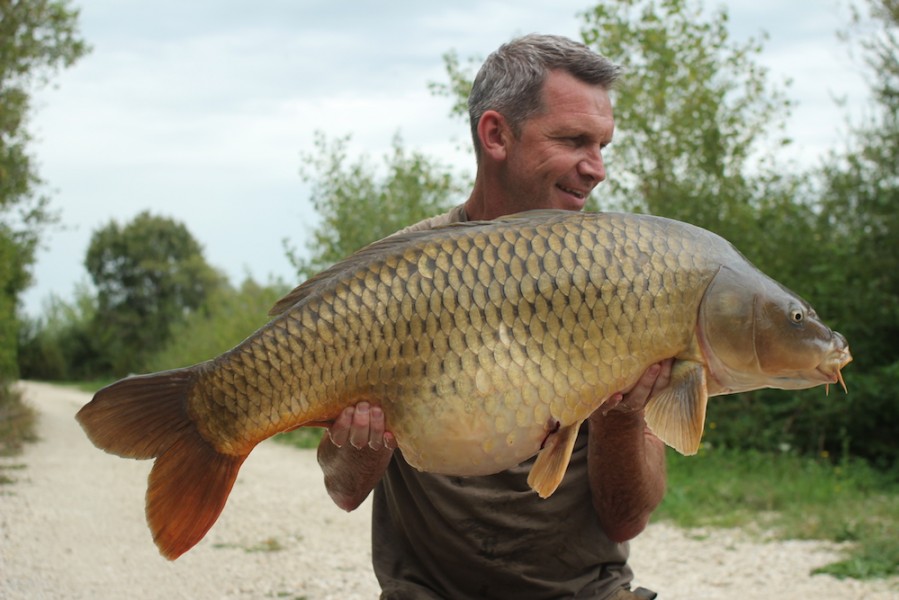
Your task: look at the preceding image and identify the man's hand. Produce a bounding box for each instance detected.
[318,402,396,512]
[600,359,673,416]
[327,402,397,451]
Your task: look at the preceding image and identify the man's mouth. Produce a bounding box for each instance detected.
[557,184,587,199]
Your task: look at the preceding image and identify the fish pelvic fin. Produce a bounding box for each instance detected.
[527,420,583,498]
[643,360,709,456]
[75,368,247,560]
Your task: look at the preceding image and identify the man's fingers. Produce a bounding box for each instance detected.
[607,359,674,415]
[368,405,386,450]
[650,359,674,397]
[348,402,371,449]
[328,402,393,452]
[328,406,355,448]
[629,363,661,403]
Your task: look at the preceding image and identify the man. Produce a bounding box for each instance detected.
[317,34,672,599]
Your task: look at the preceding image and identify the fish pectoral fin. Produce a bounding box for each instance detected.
[643,360,708,456]
[527,420,583,499]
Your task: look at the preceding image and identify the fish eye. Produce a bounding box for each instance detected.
[790,308,804,324]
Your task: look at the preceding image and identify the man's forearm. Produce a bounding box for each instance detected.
[587,409,667,542]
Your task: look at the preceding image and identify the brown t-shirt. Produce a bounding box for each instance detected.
[372,205,633,599]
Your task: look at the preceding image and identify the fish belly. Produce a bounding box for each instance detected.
[384,386,556,476]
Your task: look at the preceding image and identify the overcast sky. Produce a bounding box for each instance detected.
[21,0,868,317]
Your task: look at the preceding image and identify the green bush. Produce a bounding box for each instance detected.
[144,278,288,372]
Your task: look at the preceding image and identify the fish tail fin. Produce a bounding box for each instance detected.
[146,424,246,560]
[76,368,247,560]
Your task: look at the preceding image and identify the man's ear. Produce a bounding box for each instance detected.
[477,110,511,161]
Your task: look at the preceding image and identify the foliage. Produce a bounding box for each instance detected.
[19,276,289,381]
[286,131,464,279]
[144,277,289,372]
[579,0,801,250]
[428,49,479,130]
[0,0,89,288]
[0,0,87,455]
[17,282,100,380]
[795,0,899,469]
[84,211,226,376]
[657,446,899,580]
[0,226,26,379]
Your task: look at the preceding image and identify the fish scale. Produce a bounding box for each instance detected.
[76,209,851,560]
[190,212,710,463]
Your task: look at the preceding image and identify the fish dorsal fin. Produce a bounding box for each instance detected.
[269,210,578,316]
[644,360,709,455]
[269,228,451,316]
[527,420,583,498]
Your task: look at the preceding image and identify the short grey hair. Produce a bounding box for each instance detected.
[468,34,621,161]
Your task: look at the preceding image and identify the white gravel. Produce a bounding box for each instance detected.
[1,381,896,600]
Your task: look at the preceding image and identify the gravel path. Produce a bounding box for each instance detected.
[1,381,896,599]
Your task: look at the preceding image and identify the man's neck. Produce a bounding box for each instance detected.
[463,174,511,221]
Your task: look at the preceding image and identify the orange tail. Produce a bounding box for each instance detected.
[76,368,247,560]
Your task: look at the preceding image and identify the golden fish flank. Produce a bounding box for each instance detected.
[76,209,851,560]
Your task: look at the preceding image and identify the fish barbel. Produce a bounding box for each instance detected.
[76,210,851,559]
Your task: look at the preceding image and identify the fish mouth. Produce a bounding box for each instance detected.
[817,346,853,393]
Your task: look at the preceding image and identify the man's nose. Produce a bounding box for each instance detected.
[579,148,606,184]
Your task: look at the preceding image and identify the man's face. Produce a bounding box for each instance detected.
[501,70,615,212]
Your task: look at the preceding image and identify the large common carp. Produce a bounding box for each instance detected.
[76,210,851,560]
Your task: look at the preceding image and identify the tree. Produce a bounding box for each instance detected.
[0,227,28,378]
[804,0,899,467]
[287,131,464,279]
[17,281,100,381]
[1,0,89,364]
[579,0,802,247]
[1,1,87,453]
[85,211,225,376]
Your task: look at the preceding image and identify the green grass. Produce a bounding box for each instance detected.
[657,446,899,580]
